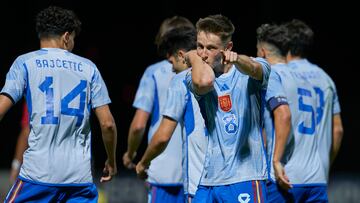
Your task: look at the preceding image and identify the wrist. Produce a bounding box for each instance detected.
[11,159,21,170]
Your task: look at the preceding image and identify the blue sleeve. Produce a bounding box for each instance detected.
[133,67,155,113]
[0,57,27,103]
[162,78,187,122]
[250,57,271,90]
[265,68,288,110]
[91,66,111,108]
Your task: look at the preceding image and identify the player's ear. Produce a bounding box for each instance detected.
[62,32,71,48]
[178,50,186,59]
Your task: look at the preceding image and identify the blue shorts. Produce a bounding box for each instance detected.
[147,183,184,203]
[193,180,266,203]
[5,178,98,203]
[266,181,328,203]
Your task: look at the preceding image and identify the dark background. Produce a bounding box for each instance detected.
[0,0,358,177]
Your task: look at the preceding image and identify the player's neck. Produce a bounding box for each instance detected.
[267,57,286,65]
[40,38,65,50]
[286,54,303,62]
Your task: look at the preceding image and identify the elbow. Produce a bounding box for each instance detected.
[193,77,214,89]
[100,119,116,132]
[193,77,214,94]
[334,125,344,139]
[131,122,146,134]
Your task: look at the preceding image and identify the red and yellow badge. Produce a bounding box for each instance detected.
[218,94,232,112]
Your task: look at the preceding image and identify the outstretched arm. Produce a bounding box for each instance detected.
[222,50,264,80]
[94,105,117,183]
[136,117,177,179]
[123,109,150,169]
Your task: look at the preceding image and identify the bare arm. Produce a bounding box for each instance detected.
[94,105,117,183]
[136,117,177,179]
[0,94,14,121]
[330,114,343,165]
[123,109,150,169]
[186,50,215,95]
[272,104,292,190]
[222,50,264,80]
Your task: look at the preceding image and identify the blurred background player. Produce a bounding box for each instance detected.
[136,26,208,202]
[0,6,117,202]
[285,19,344,176]
[256,23,293,202]
[122,16,195,202]
[267,19,343,202]
[185,14,270,202]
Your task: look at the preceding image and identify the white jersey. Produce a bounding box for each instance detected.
[289,59,341,182]
[265,60,336,185]
[1,48,111,185]
[162,69,208,195]
[133,60,183,185]
[186,58,270,186]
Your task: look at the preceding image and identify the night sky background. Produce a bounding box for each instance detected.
[0,0,358,177]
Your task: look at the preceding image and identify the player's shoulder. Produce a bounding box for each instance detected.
[174,69,190,81]
[15,50,43,62]
[271,63,288,72]
[144,60,172,75]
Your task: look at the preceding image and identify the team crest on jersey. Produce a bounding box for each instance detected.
[218,94,232,112]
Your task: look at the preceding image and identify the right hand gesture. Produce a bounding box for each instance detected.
[100,159,117,183]
[273,161,292,190]
[122,151,136,169]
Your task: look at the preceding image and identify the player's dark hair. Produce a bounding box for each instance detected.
[256,23,290,56]
[36,6,81,39]
[155,16,194,47]
[196,14,235,45]
[284,19,314,57]
[158,26,197,57]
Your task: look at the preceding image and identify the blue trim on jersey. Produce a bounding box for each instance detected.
[18,176,94,187]
[183,81,195,136]
[150,75,160,127]
[269,96,288,111]
[24,64,32,116]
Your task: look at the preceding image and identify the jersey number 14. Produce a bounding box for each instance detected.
[39,76,87,126]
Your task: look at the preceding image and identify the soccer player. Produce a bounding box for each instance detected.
[9,103,30,184]
[1,6,117,202]
[256,23,293,202]
[136,26,208,202]
[185,14,270,202]
[265,19,343,202]
[122,16,194,202]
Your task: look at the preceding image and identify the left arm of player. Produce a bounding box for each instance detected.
[222,50,264,80]
[330,114,344,165]
[272,104,292,190]
[94,105,118,183]
[136,116,178,179]
[0,94,14,121]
